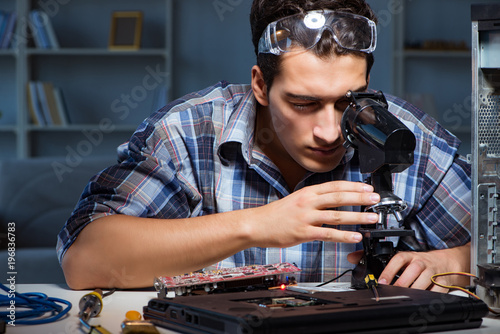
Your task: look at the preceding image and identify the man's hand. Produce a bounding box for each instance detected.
[378,243,471,292]
[348,243,471,292]
[249,180,380,248]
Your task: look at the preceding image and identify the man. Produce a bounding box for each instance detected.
[58,0,471,290]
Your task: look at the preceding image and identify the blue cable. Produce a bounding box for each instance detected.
[0,283,72,325]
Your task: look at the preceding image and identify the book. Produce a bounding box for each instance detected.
[29,10,59,49]
[0,11,6,45]
[27,81,46,126]
[29,11,43,48]
[0,11,7,48]
[37,10,59,49]
[2,12,17,49]
[53,87,69,125]
[44,82,63,125]
[27,81,69,126]
[36,81,53,124]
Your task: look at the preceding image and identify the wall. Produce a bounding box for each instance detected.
[171,0,255,98]
[170,0,396,98]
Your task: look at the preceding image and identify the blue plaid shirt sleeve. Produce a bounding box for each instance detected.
[55,122,196,262]
[56,85,229,262]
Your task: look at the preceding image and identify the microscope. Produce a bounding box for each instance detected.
[340,91,416,289]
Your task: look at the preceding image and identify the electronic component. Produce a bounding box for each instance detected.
[79,289,103,322]
[154,262,300,297]
[471,3,500,310]
[246,296,319,308]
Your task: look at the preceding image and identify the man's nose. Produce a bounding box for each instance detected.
[312,107,341,143]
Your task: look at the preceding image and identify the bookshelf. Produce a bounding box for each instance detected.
[0,0,172,158]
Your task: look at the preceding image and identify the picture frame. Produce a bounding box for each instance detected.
[108,11,143,50]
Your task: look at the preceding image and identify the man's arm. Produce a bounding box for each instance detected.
[62,181,381,289]
[62,211,255,289]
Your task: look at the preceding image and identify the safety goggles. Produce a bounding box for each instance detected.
[258,10,377,55]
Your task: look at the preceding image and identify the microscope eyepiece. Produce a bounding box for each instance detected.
[341,91,416,174]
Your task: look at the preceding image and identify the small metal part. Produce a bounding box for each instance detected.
[121,321,160,334]
[371,285,380,302]
[366,196,407,228]
[79,290,103,322]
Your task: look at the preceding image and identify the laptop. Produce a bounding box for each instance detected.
[143,284,489,333]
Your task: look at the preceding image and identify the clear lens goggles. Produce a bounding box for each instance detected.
[258,10,377,55]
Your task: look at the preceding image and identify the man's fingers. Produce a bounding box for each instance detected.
[316,181,374,194]
[313,226,363,243]
[318,210,379,225]
[316,191,380,209]
[382,255,442,291]
[392,260,425,288]
[379,252,410,285]
[410,269,438,290]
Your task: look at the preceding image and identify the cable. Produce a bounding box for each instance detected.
[0,283,72,325]
[431,272,500,315]
[316,269,353,287]
[102,289,116,298]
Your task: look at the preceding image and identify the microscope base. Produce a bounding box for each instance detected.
[351,228,415,289]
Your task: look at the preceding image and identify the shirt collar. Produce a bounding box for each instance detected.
[217,87,256,164]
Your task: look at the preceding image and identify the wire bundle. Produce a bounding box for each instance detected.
[0,283,72,325]
[431,272,500,315]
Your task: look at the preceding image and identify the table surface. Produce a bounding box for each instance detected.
[4,283,500,334]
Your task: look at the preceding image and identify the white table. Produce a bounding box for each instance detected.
[5,284,500,334]
[6,284,173,334]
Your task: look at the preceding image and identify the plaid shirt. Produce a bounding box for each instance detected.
[57,81,471,283]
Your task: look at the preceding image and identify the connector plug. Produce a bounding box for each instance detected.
[79,289,104,322]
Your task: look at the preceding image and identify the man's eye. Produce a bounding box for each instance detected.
[335,99,350,113]
[293,104,309,109]
[292,102,315,110]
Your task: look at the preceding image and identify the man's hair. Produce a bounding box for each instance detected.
[250,0,377,90]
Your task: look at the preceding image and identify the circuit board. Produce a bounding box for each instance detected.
[154,262,300,296]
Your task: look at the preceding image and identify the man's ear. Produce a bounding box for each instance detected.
[251,65,269,106]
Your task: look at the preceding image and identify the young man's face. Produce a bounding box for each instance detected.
[254,51,369,175]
